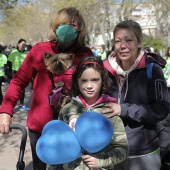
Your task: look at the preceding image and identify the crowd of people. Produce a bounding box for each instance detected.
[0,6,170,170]
[0,41,32,110]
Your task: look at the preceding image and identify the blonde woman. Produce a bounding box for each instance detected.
[0,7,92,170]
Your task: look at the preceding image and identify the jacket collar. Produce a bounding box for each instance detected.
[73,94,116,109]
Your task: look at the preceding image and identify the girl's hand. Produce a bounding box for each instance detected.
[68,117,77,132]
[82,154,99,168]
[102,102,121,118]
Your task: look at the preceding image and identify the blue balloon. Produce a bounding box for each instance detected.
[75,111,114,153]
[36,120,81,165]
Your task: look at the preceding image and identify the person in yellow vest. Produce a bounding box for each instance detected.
[8,39,29,111]
[0,45,8,105]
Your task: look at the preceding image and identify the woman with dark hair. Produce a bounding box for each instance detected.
[0,7,92,170]
[7,38,29,111]
[103,20,169,170]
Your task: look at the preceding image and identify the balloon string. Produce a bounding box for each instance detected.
[81,148,85,155]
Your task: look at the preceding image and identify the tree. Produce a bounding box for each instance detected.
[151,0,170,46]
[0,0,30,9]
[142,34,165,54]
[0,0,169,48]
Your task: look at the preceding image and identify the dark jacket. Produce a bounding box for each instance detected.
[104,50,170,156]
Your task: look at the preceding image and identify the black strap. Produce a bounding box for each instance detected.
[48,71,55,89]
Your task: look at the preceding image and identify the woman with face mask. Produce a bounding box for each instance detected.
[0,7,93,170]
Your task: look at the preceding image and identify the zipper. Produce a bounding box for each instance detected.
[117,83,122,104]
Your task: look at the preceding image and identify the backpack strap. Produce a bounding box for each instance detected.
[147,62,154,79]
[105,58,154,80]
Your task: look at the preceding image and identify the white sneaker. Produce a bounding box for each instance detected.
[19,105,30,111]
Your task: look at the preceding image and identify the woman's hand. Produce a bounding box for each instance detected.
[0,113,12,134]
[102,102,121,118]
[61,96,70,108]
[82,154,99,169]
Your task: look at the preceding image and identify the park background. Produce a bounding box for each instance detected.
[0,0,170,55]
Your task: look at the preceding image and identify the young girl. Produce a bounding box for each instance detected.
[47,56,128,170]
